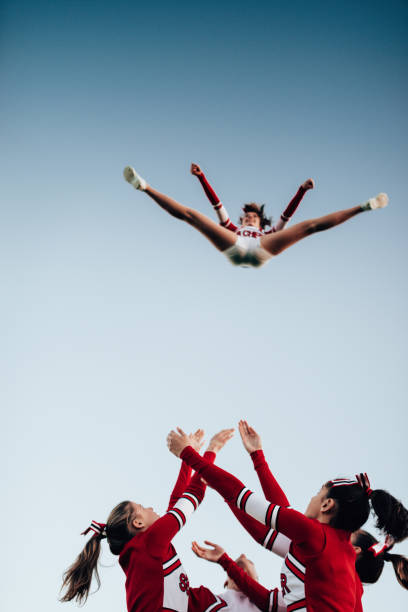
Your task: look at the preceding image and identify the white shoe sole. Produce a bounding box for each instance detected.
[123,166,147,191]
[368,192,389,210]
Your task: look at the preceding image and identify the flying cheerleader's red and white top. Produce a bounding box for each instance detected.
[196,171,307,236]
[119,453,217,612]
[179,447,358,612]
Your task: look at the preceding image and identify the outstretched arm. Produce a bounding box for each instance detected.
[167,431,325,556]
[223,421,291,557]
[168,429,205,510]
[266,179,314,233]
[239,421,289,507]
[191,163,238,232]
[192,541,283,612]
[227,503,291,557]
[150,429,234,556]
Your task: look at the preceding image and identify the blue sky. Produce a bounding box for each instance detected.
[2,1,407,611]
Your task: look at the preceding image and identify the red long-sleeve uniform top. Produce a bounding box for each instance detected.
[180,447,357,612]
[235,450,365,612]
[119,452,215,612]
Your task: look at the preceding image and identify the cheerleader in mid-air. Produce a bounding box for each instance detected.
[123,163,388,268]
[167,426,408,611]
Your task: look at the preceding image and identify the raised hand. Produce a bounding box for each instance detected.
[190,429,205,453]
[190,163,202,176]
[238,420,262,454]
[301,178,315,191]
[207,428,234,453]
[191,540,225,563]
[167,427,200,457]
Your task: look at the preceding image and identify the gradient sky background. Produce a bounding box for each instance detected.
[2,1,407,610]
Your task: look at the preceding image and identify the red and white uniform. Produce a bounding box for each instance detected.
[180,447,358,612]
[195,172,307,268]
[233,450,366,612]
[119,454,215,612]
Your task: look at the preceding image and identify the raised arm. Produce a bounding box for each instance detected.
[191,163,238,232]
[227,503,291,557]
[149,429,234,555]
[168,462,192,511]
[239,421,289,506]
[167,429,205,510]
[168,432,325,556]
[266,179,314,234]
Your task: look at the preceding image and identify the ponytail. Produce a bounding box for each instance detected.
[370,489,408,542]
[353,529,408,590]
[61,501,135,605]
[60,535,103,604]
[382,551,408,589]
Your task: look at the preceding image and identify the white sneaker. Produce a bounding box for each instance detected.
[364,192,389,210]
[123,166,147,191]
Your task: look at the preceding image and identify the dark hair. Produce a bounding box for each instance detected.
[325,481,408,539]
[239,203,272,230]
[354,530,408,589]
[60,501,136,605]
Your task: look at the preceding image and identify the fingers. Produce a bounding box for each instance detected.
[204,540,217,548]
[191,543,205,558]
[238,420,246,439]
[217,428,234,441]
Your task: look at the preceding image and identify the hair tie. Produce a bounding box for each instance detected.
[356,473,373,496]
[81,520,107,539]
[368,535,394,557]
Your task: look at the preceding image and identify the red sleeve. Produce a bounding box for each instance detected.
[227,502,290,556]
[196,171,238,233]
[180,446,324,555]
[168,461,192,511]
[223,220,238,232]
[227,502,272,546]
[188,586,227,611]
[218,553,279,611]
[251,450,289,506]
[281,186,306,219]
[147,452,215,557]
[197,172,221,206]
[353,574,363,612]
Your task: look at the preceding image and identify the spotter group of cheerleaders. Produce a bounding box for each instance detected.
[61,421,408,611]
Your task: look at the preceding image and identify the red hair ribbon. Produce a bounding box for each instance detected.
[81,520,107,538]
[356,473,373,496]
[368,535,395,557]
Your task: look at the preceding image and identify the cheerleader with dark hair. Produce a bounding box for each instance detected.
[193,422,408,611]
[167,426,408,612]
[123,163,388,268]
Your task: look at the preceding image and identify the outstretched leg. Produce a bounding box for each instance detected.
[260,194,388,256]
[124,166,237,252]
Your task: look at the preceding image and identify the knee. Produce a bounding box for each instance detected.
[183,207,200,225]
[305,220,328,235]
